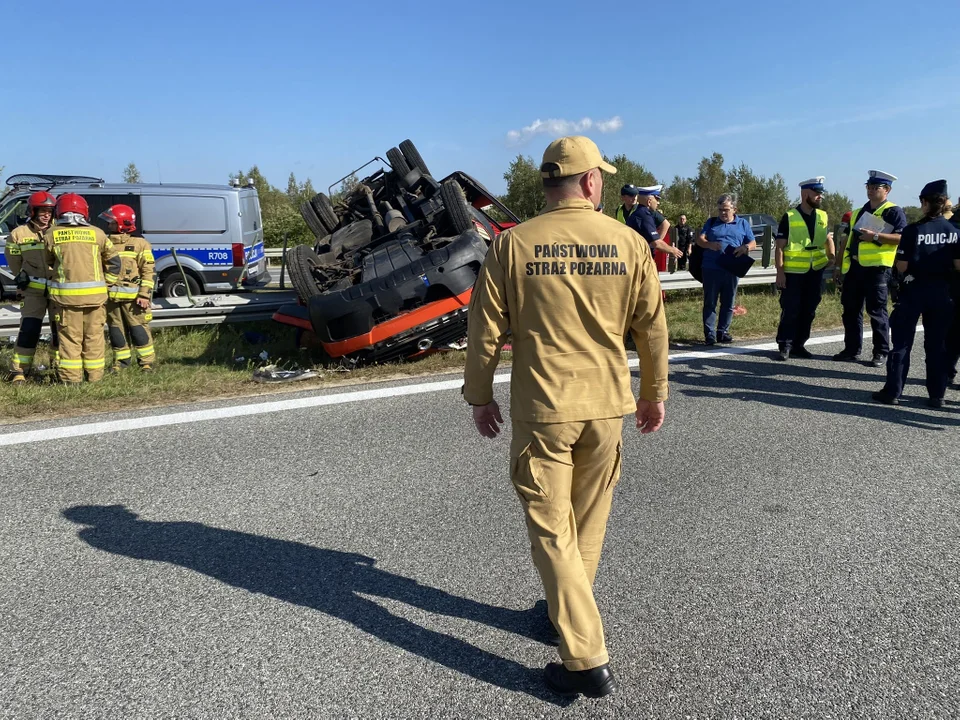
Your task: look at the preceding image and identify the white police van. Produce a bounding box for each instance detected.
[0,174,269,298]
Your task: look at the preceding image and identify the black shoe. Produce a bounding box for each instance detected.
[791,346,814,359]
[775,347,789,361]
[870,353,888,368]
[872,390,899,405]
[927,397,945,409]
[717,332,733,343]
[544,662,617,698]
[833,350,860,362]
[704,337,716,346]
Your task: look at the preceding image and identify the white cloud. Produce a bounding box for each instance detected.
[506,116,623,145]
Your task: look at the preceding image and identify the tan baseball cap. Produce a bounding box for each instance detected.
[540,136,617,178]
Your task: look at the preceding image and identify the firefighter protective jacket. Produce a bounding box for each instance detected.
[44,223,121,307]
[7,222,50,296]
[107,234,155,302]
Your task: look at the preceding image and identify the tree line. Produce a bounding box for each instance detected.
[503,152,858,233]
[113,159,927,247]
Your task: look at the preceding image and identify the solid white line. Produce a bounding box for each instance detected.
[0,330,871,448]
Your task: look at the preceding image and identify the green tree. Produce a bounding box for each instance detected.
[661,175,705,231]
[902,205,923,224]
[230,166,313,247]
[501,155,545,221]
[692,153,729,218]
[727,163,790,217]
[600,154,657,219]
[821,191,853,228]
[122,162,142,184]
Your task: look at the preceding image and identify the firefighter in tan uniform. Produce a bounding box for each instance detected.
[7,191,58,382]
[463,136,669,699]
[99,205,156,372]
[43,193,121,384]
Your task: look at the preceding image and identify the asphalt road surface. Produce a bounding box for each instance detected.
[1,334,957,719]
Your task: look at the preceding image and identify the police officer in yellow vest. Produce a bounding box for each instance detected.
[832,170,907,366]
[774,177,835,361]
[463,136,669,699]
[44,193,121,384]
[7,191,58,383]
[615,184,640,223]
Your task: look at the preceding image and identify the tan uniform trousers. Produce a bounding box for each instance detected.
[510,417,623,671]
[55,304,107,383]
[12,293,57,372]
[106,300,155,367]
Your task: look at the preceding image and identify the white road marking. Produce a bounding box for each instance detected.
[0,330,885,447]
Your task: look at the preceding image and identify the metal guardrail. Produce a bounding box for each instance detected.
[0,291,298,336]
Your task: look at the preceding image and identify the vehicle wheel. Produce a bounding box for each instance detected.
[300,201,327,239]
[440,179,473,234]
[399,139,431,176]
[310,193,338,232]
[162,271,201,299]
[330,219,374,256]
[386,147,411,177]
[287,244,325,301]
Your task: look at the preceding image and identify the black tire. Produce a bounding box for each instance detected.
[287,244,325,301]
[300,201,327,239]
[330,219,374,256]
[440,179,472,234]
[161,270,201,299]
[310,193,338,232]
[386,147,411,177]
[399,139,430,176]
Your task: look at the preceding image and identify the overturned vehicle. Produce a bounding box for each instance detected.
[273,140,519,362]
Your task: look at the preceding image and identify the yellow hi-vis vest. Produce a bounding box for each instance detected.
[842,201,898,272]
[616,205,635,224]
[783,208,829,273]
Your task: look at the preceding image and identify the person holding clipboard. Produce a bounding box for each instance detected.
[832,170,908,367]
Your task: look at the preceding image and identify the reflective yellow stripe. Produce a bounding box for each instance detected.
[14,353,35,364]
[49,287,108,297]
[59,359,83,368]
[114,348,132,360]
[136,345,155,357]
[141,280,155,288]
[108,286,140,300]
[118,251,139,258]
[83,358,105,369]
[27,279,47,290]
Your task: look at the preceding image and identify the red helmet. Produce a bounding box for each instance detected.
[99,204,137,234]
[27,191,56,213]
[842,210,852,224]
[55,193,89,220]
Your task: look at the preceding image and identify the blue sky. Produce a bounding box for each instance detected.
[5,0,959,206]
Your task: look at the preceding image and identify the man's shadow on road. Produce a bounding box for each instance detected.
[643,353,960,430]
[62,505,568,705]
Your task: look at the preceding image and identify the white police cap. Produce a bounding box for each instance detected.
[636,184,663,196]
[799,176,825,191]
[867,170,897,186]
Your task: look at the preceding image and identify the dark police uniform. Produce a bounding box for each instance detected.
[947,214,960,386]
[626,206,660,256]
[875,189,959,404]
[675,222,694,270]
[837,171,907,364]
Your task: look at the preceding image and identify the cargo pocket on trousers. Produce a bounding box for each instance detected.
[604,441,623,494]
[511,444,549,508]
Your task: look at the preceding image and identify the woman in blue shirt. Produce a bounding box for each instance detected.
[696,194,756,344]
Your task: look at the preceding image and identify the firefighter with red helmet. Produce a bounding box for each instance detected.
[99,204,156,372]
[43,193,121,384]
[7,191,59,383]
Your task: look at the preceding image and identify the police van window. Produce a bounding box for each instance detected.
[0,197,28,235]
[141,195,227,233]
[85,195,142,234]
[240,194,261,233]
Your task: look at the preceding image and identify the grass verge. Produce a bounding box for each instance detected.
[0,283,845,422]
